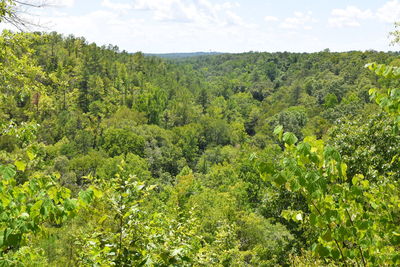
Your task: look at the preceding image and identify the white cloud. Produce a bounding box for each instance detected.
[129,0,247,27]
[264,16,279,22]
[328,2,400,27]
[101,0,131,12]
[22,1,254,53]
[225,10,246,26]
[35,10,147,49]
[2,0,394,53]
[280,11,316,30]
[47,0,75,8]
[329,6,373,28]
[377,0,400,23]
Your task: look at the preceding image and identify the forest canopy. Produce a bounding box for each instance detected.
[0,1,399,266]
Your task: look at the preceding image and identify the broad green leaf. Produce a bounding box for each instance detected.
[274,173,287,186]
[310,213,317,225]
[91,186,103,198]
[297,142,311,156]
[26,150,35,160]
[47,186,58,201]
[63,198,77,211]
[352,174,364,185]
[273,125,283,140]
[368,88,377,96]
[283,132,298,146]
[339,162,347,178]
[317,245,330,257]
[14,160,26,171]
[30,200,43,219]
[365,62,376,70]
[331,248,341,260]
[79,189,94,204]
[321,230,332,241]
[42,198,54,217]
[0,164,16,180]
[356,221,369,231]
[383,65,393,77]
[258,162,275,175]
[360,180,369,189]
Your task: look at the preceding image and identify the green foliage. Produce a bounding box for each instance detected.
[329,112,400,181]
[258,66,400,265]
[102,128,145,157]
[137,83,167,124]
[261,129,400,265]
[0,156,80,265]
[1,28,400,266]
[366,62,400,131]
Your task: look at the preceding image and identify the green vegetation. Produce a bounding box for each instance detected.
[0,2,399,265]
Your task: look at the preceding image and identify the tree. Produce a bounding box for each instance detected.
[257,62,400,266]
[0,0,48,30]
[102,128,145,157]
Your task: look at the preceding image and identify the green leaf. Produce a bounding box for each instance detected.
[283,132,298,146]
[274,173,287,186]
[63,198,77,211]
[297,142,311,156]
[40,199,53,217]
[321,230,332,241]
[393,67,400,77]
[258,162,275,175]
[79,189,94,204]
[368,88,377,96]
[289,179,301,192]
[30,200,43,219]
[331,248,341,260]
[336,226,348,241]
[352,174,364,185]
[356,221,369,231]
[14,160,26,171]
[360,180,369,189]
[47,186,58,201]
[339,162,347,178]
[310,213,317,225]
[383,65,393,77]
[0,193,11,207]
[4,232,22,247]
[0,164,16,180]
[324,146,341,162]
[171,248,183,257]
[317,245,330,257]
[273,125,283,141]
[365,62,376,70]
[89,186,103,199]
[26,150,35,160]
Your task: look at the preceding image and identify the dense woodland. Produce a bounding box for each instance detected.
[0,2,400,266]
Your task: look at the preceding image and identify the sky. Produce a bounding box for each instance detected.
[3,0,400,53]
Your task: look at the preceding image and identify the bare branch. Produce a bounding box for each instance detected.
[14,0,46,8]
[0,0,51,31]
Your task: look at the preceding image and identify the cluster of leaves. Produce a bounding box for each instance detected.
[366,62,400,131]
[0,122,93,266]
[256,63,400,266]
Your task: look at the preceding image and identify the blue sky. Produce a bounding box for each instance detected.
[3,0,400,53]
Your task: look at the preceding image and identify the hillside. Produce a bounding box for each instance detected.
[0,29,399,266]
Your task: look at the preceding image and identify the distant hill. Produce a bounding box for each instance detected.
[145,51,225,59]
